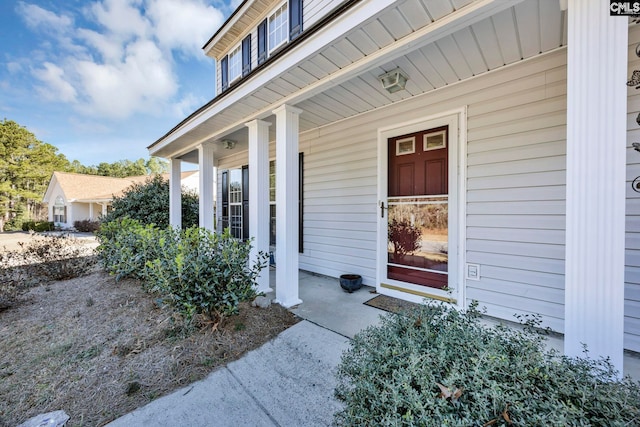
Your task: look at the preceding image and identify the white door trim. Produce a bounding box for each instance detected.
[376,107,467,308]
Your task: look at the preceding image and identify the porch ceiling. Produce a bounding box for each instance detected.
[155,0,566,162]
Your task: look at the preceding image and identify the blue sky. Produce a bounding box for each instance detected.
[0,0,239,166]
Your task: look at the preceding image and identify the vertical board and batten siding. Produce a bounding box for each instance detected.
[625,25,640,352]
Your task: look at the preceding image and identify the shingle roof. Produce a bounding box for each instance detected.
[49,172,144,202]
[45,171,199,203]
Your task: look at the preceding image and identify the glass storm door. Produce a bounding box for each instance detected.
[387,126,449,289]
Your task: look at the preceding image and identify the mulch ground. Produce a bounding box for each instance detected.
[0,270,300,427]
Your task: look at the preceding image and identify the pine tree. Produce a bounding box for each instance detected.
[0,119,71,230]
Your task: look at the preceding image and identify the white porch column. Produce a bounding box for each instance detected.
[198,143,215,231]
[89,203,94,220]
[246,119,272,294]
[565,0,627,373]
[273,104,302,307]
[169,158,182,228]
[101,203,107,216]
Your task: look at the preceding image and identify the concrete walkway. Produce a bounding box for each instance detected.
[107,321,350,427]
[106,269,640,426]
[107,271,384,426]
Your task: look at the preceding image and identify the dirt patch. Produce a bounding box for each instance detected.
[0,271,299,426]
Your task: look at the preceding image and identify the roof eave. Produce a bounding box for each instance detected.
[149,0,362,156]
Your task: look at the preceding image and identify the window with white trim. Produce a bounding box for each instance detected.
[228,44,242,83]
[269,160,276,246]
[228,169,243,239]
[268,3,288,53]
[53,196,66,223]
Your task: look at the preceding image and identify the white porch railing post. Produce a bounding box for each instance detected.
[565,0,627,374]
[246,119,273,294]
[198,143,216,231]
[169,158,182,228]
[273,104,303,307]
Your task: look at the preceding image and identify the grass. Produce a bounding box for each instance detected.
[0,269,299,426]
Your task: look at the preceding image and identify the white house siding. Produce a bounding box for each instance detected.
[299,125,378,283]
[293,49,568,335]
[303,0,343,29]
[212,43,640,351]
[625,25,640,353]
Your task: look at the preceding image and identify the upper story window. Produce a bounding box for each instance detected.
[269,3,288,53]
[221,0,303,91]
[228,45,242,83]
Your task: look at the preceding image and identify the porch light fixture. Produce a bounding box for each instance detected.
[378,67,409,94]
[222,139,236,149]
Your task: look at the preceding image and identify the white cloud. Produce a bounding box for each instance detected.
[7,62,23,74]
[172,92,203,118]
[74,39,177,119]
[17,2,74,33]
[32,62,78,103]
[88,0,150,39]
[17,0,225,121]
[76,28,125,63]
[147,0,224,58]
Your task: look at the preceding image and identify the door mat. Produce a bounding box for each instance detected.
[364,294,421,314]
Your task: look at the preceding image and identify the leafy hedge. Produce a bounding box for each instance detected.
[100,174,199,229]
[96,218,267,325]
[335,303,640,426]
[21,221,54,232]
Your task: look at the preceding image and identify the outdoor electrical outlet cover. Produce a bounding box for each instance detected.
[466,263,480,281]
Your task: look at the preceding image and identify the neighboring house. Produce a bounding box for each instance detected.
[43,170,200,228]
[147,0,632,372]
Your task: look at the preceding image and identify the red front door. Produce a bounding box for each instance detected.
[387,126,449,289]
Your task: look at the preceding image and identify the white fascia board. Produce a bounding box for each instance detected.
[151,0,520,158]
[203,1,255,58]
[42,176,59,203]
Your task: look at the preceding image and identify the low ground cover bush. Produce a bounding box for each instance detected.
[73,219,100,233]
[19,234,97,281]
[335,303,640,426]
[0,234,96,308]
[97,219,268,326]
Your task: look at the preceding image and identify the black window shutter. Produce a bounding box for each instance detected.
[242,165,249,241]
[221,55,229,91]
[221,170,229,230]
[257,19,267,65]
[289,0,303,41]
[298,152,304,253]
[242,35,251,77]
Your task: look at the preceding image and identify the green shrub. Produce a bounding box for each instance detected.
[96,218,160,282]
[73,219,100,233]
[146,227,267,325]
[100,174,199,229]
[96,220,267,325]
[21,221,55,232]
[335,303,640,426]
